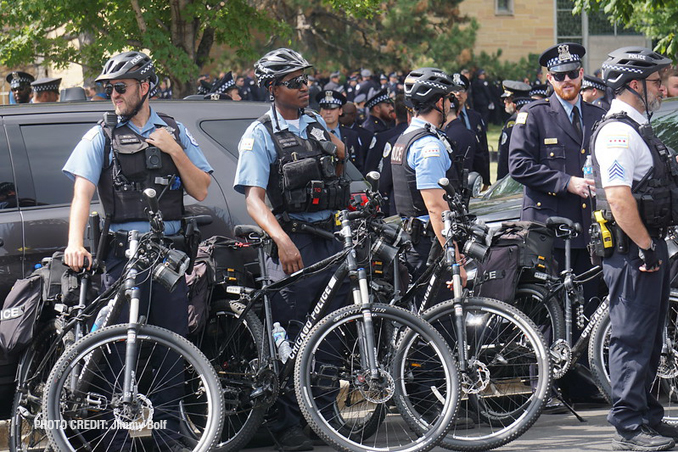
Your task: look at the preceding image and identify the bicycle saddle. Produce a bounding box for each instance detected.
[234,224,267,240]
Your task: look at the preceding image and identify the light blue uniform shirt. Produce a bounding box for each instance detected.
[403,117,452,223]
[233,107,333,223]
[556,95,584,131]
[63,108,213,234]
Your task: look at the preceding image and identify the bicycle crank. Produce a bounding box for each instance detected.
[550,339,572,379]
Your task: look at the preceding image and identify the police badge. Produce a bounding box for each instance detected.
[310,127,327,141]
[558,44,572,62]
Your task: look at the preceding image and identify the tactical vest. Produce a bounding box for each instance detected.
[98,113,184,223]
[260,111,350,214]
[592,111,678,230]
[391,125,457,218]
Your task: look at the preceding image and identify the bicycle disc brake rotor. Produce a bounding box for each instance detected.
[355,369,395,403]
[657,349,678,379]
[550,339,572,379]
[112,394,154,431]
[462,359,490,395]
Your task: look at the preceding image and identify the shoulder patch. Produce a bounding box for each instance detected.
[369,136,377,150]
[383,142,392,158]
[83,126,100,142]
[507,120,515,128]
[241,138,255,151]
[185,129,199,147]
[607,135,629,148]
[516,112,528,125]
[422,147,440,158]
[500,132,508,145]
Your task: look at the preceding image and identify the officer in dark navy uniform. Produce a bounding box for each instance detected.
[529,82,550,100]
[443,91,478,178]
[316,89,365,172]
[496,80,532,180]
[450,73,491,190]
[592,47,678,452]
[361,88,394,133]
[6,71,34,103]
[31,77,62,103]
[581,74,611,111]
[509,43,605,289]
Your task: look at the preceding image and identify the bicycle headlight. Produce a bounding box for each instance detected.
[152,248,190,292]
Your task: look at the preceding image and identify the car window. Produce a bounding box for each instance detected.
[200,119,256,158]
[20,123,98,206]
[653,103,678,151]
[0,142,17,210]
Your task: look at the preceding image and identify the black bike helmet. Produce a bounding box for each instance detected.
[254,48,312,88]
[602,47,671,91]
[403,68,454,105]
[95,51,156,83]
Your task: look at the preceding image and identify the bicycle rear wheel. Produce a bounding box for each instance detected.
[194,299,269,452]
[43,324,224,452]
[295,303,460,452]
[424,296,551,451]
[10,318,60,452]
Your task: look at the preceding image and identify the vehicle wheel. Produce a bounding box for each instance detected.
[10,318,60,452]
[423,297,552,451]
[43,324,224,452]
[193,299,269,451]
[295,303,460,452]
[588,306,613,404]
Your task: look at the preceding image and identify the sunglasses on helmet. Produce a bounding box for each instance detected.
[277,74,309,90]
[550,70,581,82]
[104,82,138,96]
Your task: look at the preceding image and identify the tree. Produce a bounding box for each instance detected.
[573,0,678,60]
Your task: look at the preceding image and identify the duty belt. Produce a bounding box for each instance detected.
[277,213,336,237]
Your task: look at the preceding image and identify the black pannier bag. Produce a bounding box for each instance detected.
[473,221,555,303]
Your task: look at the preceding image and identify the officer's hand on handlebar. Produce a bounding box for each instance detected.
[639,238,662,272]
[567,176,596,199]
[64,245,92,272]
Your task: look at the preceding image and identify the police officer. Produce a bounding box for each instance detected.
[496,80,532,180]
[6,71,34,104]
[443,91,479,181]
[233,48,350,451]
[362,88,394,133]
[62,51,212,451]
[30,77,61,103]
[391,68,461,282]
[581,74,611,111]
[340,101,374,170]
[592,47,678,451]
[316,89,364,171]
[530,82,550,100]
[509,43,605,303]
[205,71,241,100]
[450,73,491,190]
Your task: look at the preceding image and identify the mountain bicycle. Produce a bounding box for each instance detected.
[194,173,461,452]
[40,189,224,452]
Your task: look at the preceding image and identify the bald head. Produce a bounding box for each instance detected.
[340,102,357,126]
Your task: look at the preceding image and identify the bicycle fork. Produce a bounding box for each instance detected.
[122,269,141,404]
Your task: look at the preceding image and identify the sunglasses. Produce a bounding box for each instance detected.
[550,70,581,82]
[277,74,309,90]
[104,82,136,96]
[11,86,28,92]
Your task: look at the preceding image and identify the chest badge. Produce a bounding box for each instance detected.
[310,127,327,141]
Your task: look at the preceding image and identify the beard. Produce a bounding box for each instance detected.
[505,103,516,115]
[553,80,581,101]
[647,92,662,112]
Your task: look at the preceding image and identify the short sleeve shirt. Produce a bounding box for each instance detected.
[62,108,213,233]
[233,107,332,223]
[594,99,653,189]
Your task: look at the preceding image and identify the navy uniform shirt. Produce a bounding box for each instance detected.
[362,115,391,134]
[496,112,517,180]
[444,117,479,173]
[508,92,605,248]
[334,124,364,172]
[459,107,490,185]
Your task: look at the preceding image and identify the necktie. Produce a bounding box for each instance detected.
[572,106,582,139]
[460,111,471,131]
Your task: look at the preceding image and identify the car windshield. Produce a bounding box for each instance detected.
[653,98,678,151]
[481,175,522,199]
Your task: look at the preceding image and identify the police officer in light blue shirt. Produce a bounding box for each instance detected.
[233,48,350,451]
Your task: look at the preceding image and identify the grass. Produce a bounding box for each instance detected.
[487,123,502,184]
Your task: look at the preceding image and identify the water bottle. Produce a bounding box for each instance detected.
[272,322,292,364]
[91,301,114,332]
[582,155,594,181]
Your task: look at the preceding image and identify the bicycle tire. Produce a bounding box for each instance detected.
[590,292,678,419]
[195,299,269,452]
[10,318,60,452]
[513,283,565,347]
[294,303,460,452]
[43,324,224,452]
[423,296,552,451]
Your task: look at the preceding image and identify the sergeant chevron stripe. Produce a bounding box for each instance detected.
[608,160,625,181]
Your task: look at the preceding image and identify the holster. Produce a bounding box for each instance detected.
[403,217,426,245]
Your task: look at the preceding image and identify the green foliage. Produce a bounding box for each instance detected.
[573,0,678,60]
[471,51,542,82]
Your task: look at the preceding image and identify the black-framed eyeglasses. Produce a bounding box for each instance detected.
[550,70,581,82]
[104,82,136,96]
[645,78,663,88]
[277,74,309,90]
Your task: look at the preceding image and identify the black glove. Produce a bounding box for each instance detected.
[638,238,660,270]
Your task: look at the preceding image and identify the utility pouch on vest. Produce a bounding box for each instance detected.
[282,158,322,191]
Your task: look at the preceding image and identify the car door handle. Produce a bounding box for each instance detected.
[0,238,3,247]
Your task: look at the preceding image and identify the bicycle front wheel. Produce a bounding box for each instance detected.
[295,303,460,452]
[43,324,224,452]
[424,296,552,451]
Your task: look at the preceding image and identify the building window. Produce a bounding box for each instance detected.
[496,0,513,15]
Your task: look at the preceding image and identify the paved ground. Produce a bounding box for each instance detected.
[0,404,655,452]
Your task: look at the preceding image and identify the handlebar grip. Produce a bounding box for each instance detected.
[346,210,366,221]
[438,177,456,199]
[93,214,111,269]
[143,188,160,214]
[366,171,380,192]
[89,212,101,259]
